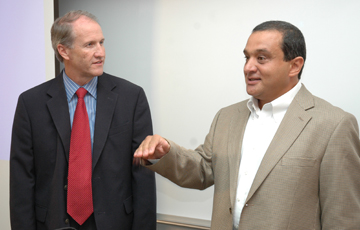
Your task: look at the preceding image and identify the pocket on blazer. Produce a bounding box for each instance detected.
[281,157,316,167]
[35,204,47,223]
[108,122,131,136]
[123,195,133,214]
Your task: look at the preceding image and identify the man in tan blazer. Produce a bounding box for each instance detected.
[134,21,360,229]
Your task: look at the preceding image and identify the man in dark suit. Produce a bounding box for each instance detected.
[10,10,156,230]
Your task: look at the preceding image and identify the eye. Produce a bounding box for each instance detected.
[257,56,267,63]
[244,55,249,63]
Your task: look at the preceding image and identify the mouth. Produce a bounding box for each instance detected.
[93,60,103,65]
[247,76,261,84]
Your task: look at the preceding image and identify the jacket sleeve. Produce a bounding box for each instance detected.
[131,88,157,230]
[147,110,222,190]
[320,112,360,228]
[10,94,37,230]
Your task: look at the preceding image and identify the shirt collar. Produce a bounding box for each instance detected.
[63,71,98,102]
[247,80,302,123]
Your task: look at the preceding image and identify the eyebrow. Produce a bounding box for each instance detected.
[243,49,270,55]
[83,38,105,44]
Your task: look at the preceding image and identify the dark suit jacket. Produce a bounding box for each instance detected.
[10,72,156,230]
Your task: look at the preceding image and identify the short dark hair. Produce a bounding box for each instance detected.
[253,21,306,79]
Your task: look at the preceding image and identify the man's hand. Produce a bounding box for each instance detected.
[134,135,170,164]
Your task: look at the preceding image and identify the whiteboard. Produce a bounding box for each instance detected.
[59,0,360,221]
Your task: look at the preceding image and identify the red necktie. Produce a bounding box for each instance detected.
[67,87,93,225]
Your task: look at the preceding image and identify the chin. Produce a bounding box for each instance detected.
[246,88,255,96]
[92,70,104,77]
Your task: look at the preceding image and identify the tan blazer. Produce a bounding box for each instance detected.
[149,85,360,229]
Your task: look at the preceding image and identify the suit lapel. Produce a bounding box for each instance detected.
[46,73,71,161]
[228,101,250,207]
[92,74,118,169]
[245,85,314,203]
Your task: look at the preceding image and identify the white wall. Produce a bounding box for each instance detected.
[58,0,360,222]
[2,0,358,226]
[0,1,54,229]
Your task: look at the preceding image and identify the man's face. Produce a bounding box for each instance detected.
[243,30,297,108]
[65,16,105,82]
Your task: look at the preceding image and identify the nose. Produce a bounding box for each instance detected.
[244,58,257,75]
[94,43,105,58]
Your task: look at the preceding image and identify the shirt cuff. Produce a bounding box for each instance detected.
[148,159,160,164]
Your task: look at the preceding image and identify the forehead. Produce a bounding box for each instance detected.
[72,16,103,39]
[244,30,283,54]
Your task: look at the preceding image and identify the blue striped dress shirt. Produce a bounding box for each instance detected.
[63,72,98,152]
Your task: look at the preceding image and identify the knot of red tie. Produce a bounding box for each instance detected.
[76,87,87,99]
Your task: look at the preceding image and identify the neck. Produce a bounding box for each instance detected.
[64,69,94,86]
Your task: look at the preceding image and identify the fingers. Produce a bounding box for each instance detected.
[132,157,141,165]
[134,134,169,160]
[135,135,157,159]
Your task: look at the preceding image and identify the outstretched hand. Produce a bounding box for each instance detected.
[133,134,170,164]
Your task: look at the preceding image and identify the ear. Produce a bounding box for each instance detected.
[57,44,70,61]
[289,57,304,78]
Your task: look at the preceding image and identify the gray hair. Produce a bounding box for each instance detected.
[51,10,99,62]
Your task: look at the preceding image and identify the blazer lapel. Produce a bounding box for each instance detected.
[228,101,251,207]
[245,85,314,203]
[92,74,117,169]
[46,73,71,161]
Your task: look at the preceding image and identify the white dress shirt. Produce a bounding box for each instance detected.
[233,81,302,228]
